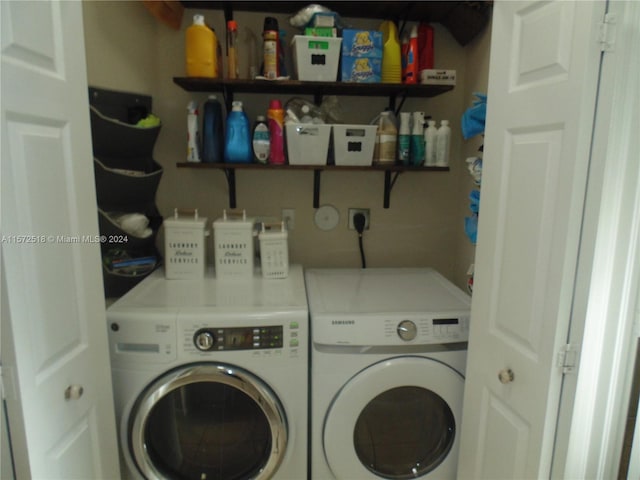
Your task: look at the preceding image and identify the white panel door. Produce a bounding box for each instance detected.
[457,1,605,479]
[1,1,119,478]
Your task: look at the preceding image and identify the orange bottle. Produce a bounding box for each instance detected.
[185,14,219,78]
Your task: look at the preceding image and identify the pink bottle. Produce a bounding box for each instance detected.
[267,99,285,164]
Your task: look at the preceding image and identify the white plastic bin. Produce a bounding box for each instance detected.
[332,124,377,166]
[286,124,332,165]
[292,35,341,81]
[164,208,208,279]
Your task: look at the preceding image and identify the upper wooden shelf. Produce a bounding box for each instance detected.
[179,1,492,46]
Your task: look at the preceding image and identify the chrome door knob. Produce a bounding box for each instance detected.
[498,368,515,384]
[65,384,84,400]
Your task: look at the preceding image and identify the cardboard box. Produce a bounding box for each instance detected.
[420,69,457,86]
[341,56,382,83]
[341,29,383,58]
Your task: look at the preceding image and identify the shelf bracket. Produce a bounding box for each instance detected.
[384,171,402,208]
[313,169,321,208]
[224,168,237,208]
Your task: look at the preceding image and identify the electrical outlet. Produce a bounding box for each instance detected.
[348,208,370,230]
[281,208,295,230]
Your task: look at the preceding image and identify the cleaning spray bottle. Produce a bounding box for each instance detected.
[186,101,201,162]
[410,111,425,165]
[398,112,411,165]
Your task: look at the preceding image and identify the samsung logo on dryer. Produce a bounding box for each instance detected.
[331,320,355,325]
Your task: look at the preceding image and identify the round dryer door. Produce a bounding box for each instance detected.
[129,363,287,480]
[323,355,464,479]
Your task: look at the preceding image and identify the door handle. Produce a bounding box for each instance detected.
[498,368,515,384]
[64,384,84,400]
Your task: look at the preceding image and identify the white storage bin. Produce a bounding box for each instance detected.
[164,208,208,279]
[332,124,378,166]
[213,209,255,280]
[292,35,341,81]
[259,222,289,279]
[286,124,332,165]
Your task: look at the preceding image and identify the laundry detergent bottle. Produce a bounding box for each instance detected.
[185,14,217,78]
[224,101,252,163]
[267,99,285,164]
[202,95,223,163]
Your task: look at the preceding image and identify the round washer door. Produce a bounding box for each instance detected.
[129,363,287,480]
[323,355,464,479]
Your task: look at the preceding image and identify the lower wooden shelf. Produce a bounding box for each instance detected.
[176,162,450,209]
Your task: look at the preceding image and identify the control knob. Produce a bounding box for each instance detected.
[194,329,216,351]
[397,320,417,341]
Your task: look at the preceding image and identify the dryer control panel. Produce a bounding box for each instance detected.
[191,325,284,351]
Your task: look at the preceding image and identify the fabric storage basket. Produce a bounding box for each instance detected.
[163,208,208,279]
[286,124,332,165]
[90,106,161,159]
[213,209,255,280]
[94,157,162,210]
[332,124,377,166]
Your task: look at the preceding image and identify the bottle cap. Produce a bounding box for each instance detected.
[264,17,279,32]
[256,115,266,121]
[193,14,205,26]
[227,20,238,31]
[232,100,243,111]
[441,120,449,125]
[208,95,217,100]
[269,99,282,109]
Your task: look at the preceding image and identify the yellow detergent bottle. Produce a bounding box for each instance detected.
[380,20,401,84]
[185,14,219,78]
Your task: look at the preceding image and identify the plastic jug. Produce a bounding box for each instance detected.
[424,119,438,166]
[185,14,218,78]
[436,120,451,167]
[224,101,252,163]
[402,25,419,84]
[380,21,401,84]
[267,99,285,164]
[373,111,397,164]
[202,96,223,163]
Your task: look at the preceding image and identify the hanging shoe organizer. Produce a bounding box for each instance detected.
[89,86,163,298]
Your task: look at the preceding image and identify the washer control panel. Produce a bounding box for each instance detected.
[192,326,284,352]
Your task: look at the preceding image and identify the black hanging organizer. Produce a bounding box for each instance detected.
[88,86,163,297]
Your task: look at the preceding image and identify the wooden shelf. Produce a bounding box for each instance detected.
[176,162,449,209]
[173,77,454,99]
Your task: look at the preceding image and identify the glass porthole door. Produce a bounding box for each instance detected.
[323,356,464,479]
[128,363,287,480]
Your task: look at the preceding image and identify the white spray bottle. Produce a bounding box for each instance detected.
[187,100,201,162]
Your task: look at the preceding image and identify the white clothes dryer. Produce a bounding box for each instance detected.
[306,268,471,480]
[107,265,308,480]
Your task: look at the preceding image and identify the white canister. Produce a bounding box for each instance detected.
[164,208,208,279]
[213,209,255,279]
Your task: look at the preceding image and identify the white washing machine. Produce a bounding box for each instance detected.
[306,268,471,480]
[107,265,308,480]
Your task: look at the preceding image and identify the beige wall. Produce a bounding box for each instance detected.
[82,1,491,290]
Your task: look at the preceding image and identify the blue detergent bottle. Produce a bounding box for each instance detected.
[202,95,223,163]
[224,100,252,163]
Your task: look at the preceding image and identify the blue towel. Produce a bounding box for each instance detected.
[461,93,487,139]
